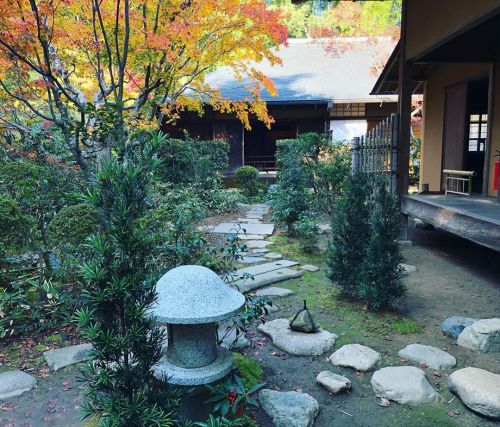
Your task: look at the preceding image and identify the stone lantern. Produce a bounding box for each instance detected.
[151,265,245,386]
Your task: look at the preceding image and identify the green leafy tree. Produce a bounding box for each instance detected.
[77,133,175,426]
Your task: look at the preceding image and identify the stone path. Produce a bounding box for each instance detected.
[259,389,319,427]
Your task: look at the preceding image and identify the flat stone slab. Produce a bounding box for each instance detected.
[448,367,500,419]
[212,222,274,235]
[442,316,477,339]
[245,240,273,249]
[0,371,37,399]
[264,252,283,260]
[43,343,93,371]
[316,371,351,394]
[255,287,294,298]
[398,343,456,370]
[371,366,439,405]
[330,344,380,372]
[237,234,265,240]
[259,389,319,427]
[235,260,299,277]
[457,318,500,352]
[232,268,303,293]
[236,218,262,223]
[259,318,337,356]
[252,248,270,254]
[239,256,267,264]
[300,264,319,272]
[399,263,417,275]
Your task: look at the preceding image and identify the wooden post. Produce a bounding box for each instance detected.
[352,137,360,173]
[390,113,399,195]
[397,0,412,240]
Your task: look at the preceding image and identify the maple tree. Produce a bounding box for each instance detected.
[0,0,287,175]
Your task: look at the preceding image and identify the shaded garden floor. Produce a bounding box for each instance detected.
[2,218,499,427]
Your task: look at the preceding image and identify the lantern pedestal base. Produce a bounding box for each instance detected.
[153,346,233,386]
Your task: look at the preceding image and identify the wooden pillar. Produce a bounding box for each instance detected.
[483,62,496,196]
[397,0,412,239]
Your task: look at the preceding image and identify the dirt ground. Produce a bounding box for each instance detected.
[2,224,499,427]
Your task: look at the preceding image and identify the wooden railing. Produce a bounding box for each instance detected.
[351,113,398,194]
[245,155,276,171]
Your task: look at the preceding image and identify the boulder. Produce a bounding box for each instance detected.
[258,319,337,356]
[316,371,351,394]
[398,343,456,370]
[441,316,477,339]
[255,287,294,298]
[457,318,500,352]
[329,344,380,372]
[289,309,320,333]
[219,328,251,350]
[448,367,500,419]
[44,343,93,371]
[259,389,319,427]
[0,371,37,399]
[371,366,439,405]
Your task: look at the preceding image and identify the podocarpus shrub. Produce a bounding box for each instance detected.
[327,173,405,309]
[234,165,260,199]
[295,212,319,253]
[327,172,372,299]
[76,133,175,426]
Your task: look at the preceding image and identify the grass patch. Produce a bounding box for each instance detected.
[233,352,263,390]
[268,233,423,337]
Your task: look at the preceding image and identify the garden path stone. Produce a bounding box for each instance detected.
[237,234,265,240]
[399,263,417,275]
[239,256,267,264]
[329,344,380,372]
[255,287,294,298]
[371,366,439,405]
[219,328,251,350]
[300,264,319,272]
[235,260,299,277]
[448,367,500,419]
[236,218,262,223]
[232,268,303,293]
[212,222,274,235]
[442,316,477,339]
[398,343,456,369]
[316,371,351,394]
[44,343,93,371]
[0,371,37,399]
[258,389,319,427]
[264,252,283,260]
[457,318,500,352]
[258,318,337,356]
[252,248,269,254]
[245,240,273,249]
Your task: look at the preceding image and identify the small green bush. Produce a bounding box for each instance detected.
[0,193,33,256]
[295,212,319,253]
[232,353,263,390]
[235,165,261,199]
[47,203,97,247]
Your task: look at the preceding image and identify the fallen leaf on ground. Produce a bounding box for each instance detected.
[420,363,429,369]
[432,371,441,377]
[448,411,460,418]
[379,398,390,407]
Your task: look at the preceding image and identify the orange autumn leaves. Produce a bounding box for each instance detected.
[0,0,287,132]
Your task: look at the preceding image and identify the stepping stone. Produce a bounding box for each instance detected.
[245,240,273,249]
[0,371,37,399]
[457,318,500,352]
[232,268,303,293]
[237,218,262,223]
[399,263,417,275]
[239,256,266,264]
[255,287,294,298]
[235,260,299,277]
[212,223,274,235]
[237,234,265,240]
[196,225,215,232]
[245,214,265,219]
[398,240,413,247]
[371,366,439,405]
[259,389,319,427]
[252,248,270,254]
[316,371,351,394]
[442,316,477,339]
[265,303,279,313]
[264,252,282,260]
[300,264,319,272]
[258,318,337,356]
[219,328,251,350]
[43,343,93,371]
[329,344,380,372]
[317,223,331,234]
[398,343,456,369]
[448,367,500,420]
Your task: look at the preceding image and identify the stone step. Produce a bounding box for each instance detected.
[44,343,93,371]
[245,240,273,249]
[237,234,265,240]
[235,260,299,277]
[0,371,37,399]
[212,222,274,235]
[232,268,302,293]
[239,256,267,264]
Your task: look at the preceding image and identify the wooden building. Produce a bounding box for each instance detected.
[164,38,398,173]
[372,0,500,251]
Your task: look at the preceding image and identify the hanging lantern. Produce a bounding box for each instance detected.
[289,300,320,333]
